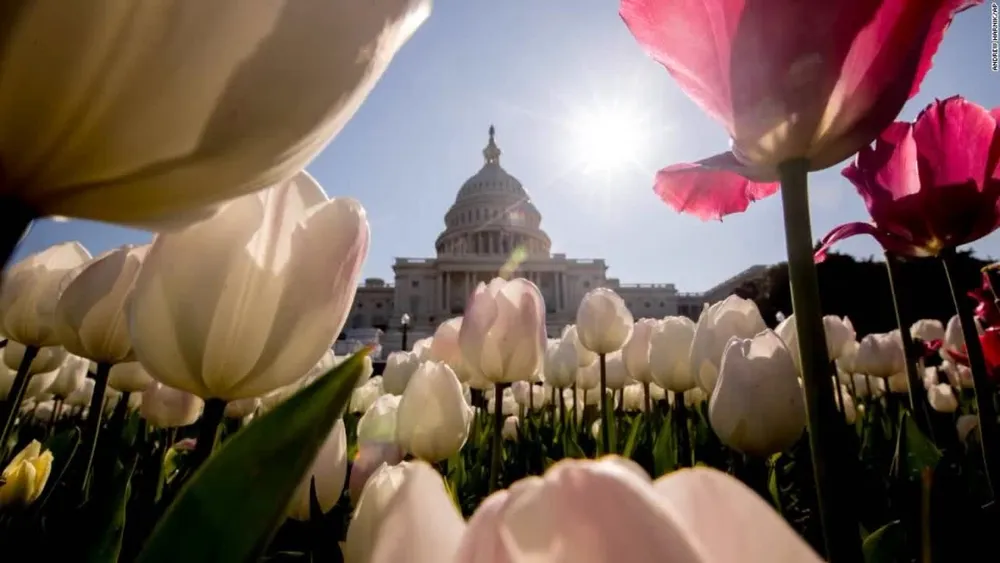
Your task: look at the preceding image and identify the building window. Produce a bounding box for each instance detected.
[659,301,665,307]
[356,303,363,309]
[411,280,420,288]
[582,281,590,289]
[644,301,651,308]
[375,302,382,309]
[429,316,436,324]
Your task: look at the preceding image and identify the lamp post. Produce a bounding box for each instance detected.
[400,313,411,351]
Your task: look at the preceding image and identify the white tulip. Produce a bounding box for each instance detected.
[0,0,431,227]
[910,319,945,343]
[774,314,855,372]
[622,318,657,384]
[140,381,204,428]
[854,331,905,378]
[542,338,577,389]
[129,173,368,400]
[576,288,634,355]
[941,360,974,389]
[108,361,154,393]
[350,378,384,415]
[689,295,766,393]
[927,383,958,413]
[577,360,600,391]
[358,395,402,445]
[560,325,598,367]
[941,315,965,362]
[288,420,347,521]
[957,414,979,444]
[604,350,630,390]
[3,342,66,376]
[224,397,260,419]
[396,362,472,462]
[649,316,696,392]
[412,338,434,362]
[487,388,518,416]
[709,331,806,457]
[382,351,421,395]
[429,317,472,383]
[65,379,95,408]
[502,416,520,441]
[47,354,88,399]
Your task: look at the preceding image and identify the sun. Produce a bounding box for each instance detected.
[571,107,645,174]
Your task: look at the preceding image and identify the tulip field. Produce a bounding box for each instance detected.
[0,0,999,562]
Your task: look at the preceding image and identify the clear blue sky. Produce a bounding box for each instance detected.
[13,1,1000,292]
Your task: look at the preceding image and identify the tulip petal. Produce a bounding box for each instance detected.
[912,96,999,190]
[653,152,779,220]
[814,221,929,262]
[653,468,823,562]
[369,463,465,563]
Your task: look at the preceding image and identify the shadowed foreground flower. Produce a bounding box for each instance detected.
[354,457,822,563]
[816,97,1000,259]
[128,172,368,400]
[619,0,979,220]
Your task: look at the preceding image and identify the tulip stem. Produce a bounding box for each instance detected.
[778,158,862,562]
[598,353,611,454]
[191,398,227,473]
[941,250,1000,500]
[0,196,34,276]
[0,344,38,458]
[673,396,689,467]
[80,362,111,498]
[884,253,936,441]
[489,383,509,493]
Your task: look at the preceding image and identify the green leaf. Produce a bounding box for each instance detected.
[31,427,81,514]
[620,417,642,459]
[652,413,675,477]
[82,457,136,563]
[893,412,942,482]
[137,350,370,563]
[862,520,905,563]
[563,429,586,459]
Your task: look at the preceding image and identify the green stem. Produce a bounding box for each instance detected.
[190,398,227,472]
[884,253,936,441]
[0,344,37,453]
[598,353,611,454]
[80,362,111,497]
[778,159,861,562]
[674,396,689,467]
[941,250,1000,500]
[489,383,509,493]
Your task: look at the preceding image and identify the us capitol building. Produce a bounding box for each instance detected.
[335,127,765,357]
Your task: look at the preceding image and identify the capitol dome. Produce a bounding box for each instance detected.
[436,126,551,258]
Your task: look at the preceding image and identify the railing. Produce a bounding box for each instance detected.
[617,283,677,289]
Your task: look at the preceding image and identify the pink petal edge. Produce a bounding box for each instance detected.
[653,152,779,221]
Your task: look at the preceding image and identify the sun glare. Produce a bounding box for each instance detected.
[572,107,645,174]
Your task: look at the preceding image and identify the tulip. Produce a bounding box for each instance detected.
[0,242,92,347]
[649,316,696,393]
[603,350,630,390]
[357,394,402,445]
[0,0,431,234]
[620,0,978,220]
[487,388,518,417]
[140,381,204,428]
[65,379,95,408]
[288,419,347,521]
[911,319,946,343]
[224,397,260,420]
[622,384,647,412]
[349,442,407,504]
[776,314,855,374]
[560,324,598,367]
[576,359,600,392]
[927,383,959,413]
[575,288,633,355]
[710,331,806,457]
[129,172,369,400]
[108,361,155,394]
[361,458,823,563]
[621,318,657,385]
[47,354,88,399]
[543,338,577,389]
[382,351,422,395]
[429,317,473,383]
[958,414,980,444]
[854,331,905,378]
[981,327,1000,377]
[689,295,766,393]
[511,381,546,410]
[834,384,857,425]
[3,342,66,376]
[412,337,434,362]
[350,378,384,414]
[0,441,53,509]
[53,245,147,364]
[501,416,520,442]
[816,97,1000,259]
[396,361,472,462]
[459,278,546,384]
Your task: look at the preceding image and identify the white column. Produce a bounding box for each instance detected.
[444,272,451,312]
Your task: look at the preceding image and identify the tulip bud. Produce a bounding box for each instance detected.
[910,319,945,343]
[429,317,472,383]
[941,360,973,389]
[690,295,766,393]
[3,341,66,376]
[576,288,634,355]
[649,316,696,392]
[129,174,369,401]
[108,361,155,393]
[224,397,260,420]
[459,278,546,383]
[288,419,347,521]
[942,315,965,362]
[140,381,204,428]
[576,359,600,391]
[511,381,546,409]
[0,242,92,347]
[358,394,402,445]
[54,245,148,363]
[622,384,647,412]
[834,383,857,425]
[350,378,384,414]
[411,338,434,362]
[65,379,95,408]
[709,331,806,457]
[560,324,598,367]
[502,416,520,441]
[622,318,657,384]
[543,338,577,389]
[927,383,958,413]
[0,440,53,509]
[487,387,518,416]
[854,331,905,378]
[47,354,88,399]
[396,361,472,462]
[382,351,421,395]
[604,350,630,390]
[775,314,855,372]
[836,340,860,375]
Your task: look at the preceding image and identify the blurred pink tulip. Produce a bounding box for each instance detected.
[816,96,1000,260]
[348,442,405,502]
[619,0,979,220]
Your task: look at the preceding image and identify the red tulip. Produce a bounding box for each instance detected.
[980,327,1000,377]
[619,0,980,220]
[815,97,1000,260]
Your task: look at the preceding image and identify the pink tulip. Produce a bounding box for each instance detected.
[619,0,980,220]
[364,458,822,563]
[815,97,1000,260]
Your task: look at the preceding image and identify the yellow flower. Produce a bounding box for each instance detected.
[0,440,54,509]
